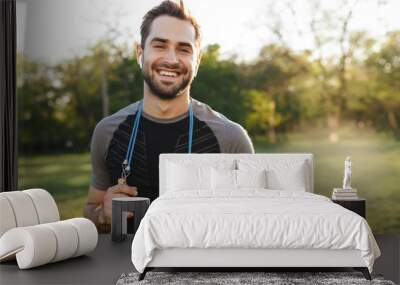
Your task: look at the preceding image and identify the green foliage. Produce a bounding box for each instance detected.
[18,40,143,153]
[243,89,281,135]
[17,56,67,153]
[107,44,143,112]
[362,32,400,137]
[191,44,248,125]
[242,45,310,133]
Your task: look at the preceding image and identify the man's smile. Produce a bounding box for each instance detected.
[155,68,182,83]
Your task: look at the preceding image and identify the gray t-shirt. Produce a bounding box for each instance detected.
[90,98,254,200]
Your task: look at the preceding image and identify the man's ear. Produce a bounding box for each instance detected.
[135,42,143,69]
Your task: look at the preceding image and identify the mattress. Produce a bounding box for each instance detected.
[131,190,380,273]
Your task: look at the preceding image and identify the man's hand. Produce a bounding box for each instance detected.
[103,184,138,223]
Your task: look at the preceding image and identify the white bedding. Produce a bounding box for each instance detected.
[131,190,380,273]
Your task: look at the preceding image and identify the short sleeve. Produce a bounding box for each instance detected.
[229,124,255,154]
[90,121,112,191]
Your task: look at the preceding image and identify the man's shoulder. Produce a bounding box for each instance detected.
[192,98,254,153]
[94,101,140,135]
[192,99,246,135]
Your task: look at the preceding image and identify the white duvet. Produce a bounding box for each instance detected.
[131,190,380,273]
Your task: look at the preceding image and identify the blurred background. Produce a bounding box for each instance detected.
[16,0,399,233]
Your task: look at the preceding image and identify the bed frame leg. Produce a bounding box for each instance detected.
[354,267,371,280]
[138,268,148,281]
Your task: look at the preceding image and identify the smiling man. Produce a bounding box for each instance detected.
[84,0,254,233]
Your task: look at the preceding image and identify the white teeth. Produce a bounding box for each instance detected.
[159,70,178,77]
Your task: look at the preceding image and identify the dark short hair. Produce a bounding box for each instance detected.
[140,0,201,49]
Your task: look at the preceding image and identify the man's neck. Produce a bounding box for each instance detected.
[142,88,190,119]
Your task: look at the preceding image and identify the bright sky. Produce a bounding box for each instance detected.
[17,0,400,64]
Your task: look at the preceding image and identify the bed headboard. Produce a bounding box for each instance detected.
[159,153,314,195]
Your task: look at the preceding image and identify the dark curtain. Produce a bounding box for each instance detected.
[0,0,17,192]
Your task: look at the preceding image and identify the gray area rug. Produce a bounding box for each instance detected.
[116,271,396,285]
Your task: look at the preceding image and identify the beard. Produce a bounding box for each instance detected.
[142,61,194,100]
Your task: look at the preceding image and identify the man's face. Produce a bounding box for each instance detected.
[138,15,200,100]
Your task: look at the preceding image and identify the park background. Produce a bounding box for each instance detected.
[16,0,399,233]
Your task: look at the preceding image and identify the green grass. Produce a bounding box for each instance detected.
[19,153,91,220]
[18,126,400,233]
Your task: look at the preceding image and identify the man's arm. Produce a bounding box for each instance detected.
[84,186,110,233]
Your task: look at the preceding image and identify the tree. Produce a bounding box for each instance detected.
[17,54,66,153]
[55,40,142,151]
[241,44,310,137]
[243,89,282,142]
[259,0,390,141]
[363,32,400,137]
[191,44,248,125]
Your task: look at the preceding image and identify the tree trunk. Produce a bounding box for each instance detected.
[267,128,276,144]
[387,111,398,132]
[100,50,109,118]
[327,114,340,143]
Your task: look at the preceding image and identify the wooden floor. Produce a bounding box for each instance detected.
[373,234,400,284]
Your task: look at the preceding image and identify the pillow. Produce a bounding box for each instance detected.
[238,159,309,191]
[212,168,237,191]
[166,158,236,171]
[167,163,212,191]
[236,169,267,189]
[211,169,268,191]
[266,168,306,191]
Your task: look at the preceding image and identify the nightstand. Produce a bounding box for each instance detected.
[332,198,366,218]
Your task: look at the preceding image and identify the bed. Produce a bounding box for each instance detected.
[131,154,381,281]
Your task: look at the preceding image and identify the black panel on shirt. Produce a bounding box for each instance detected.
[105,113,220,202]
